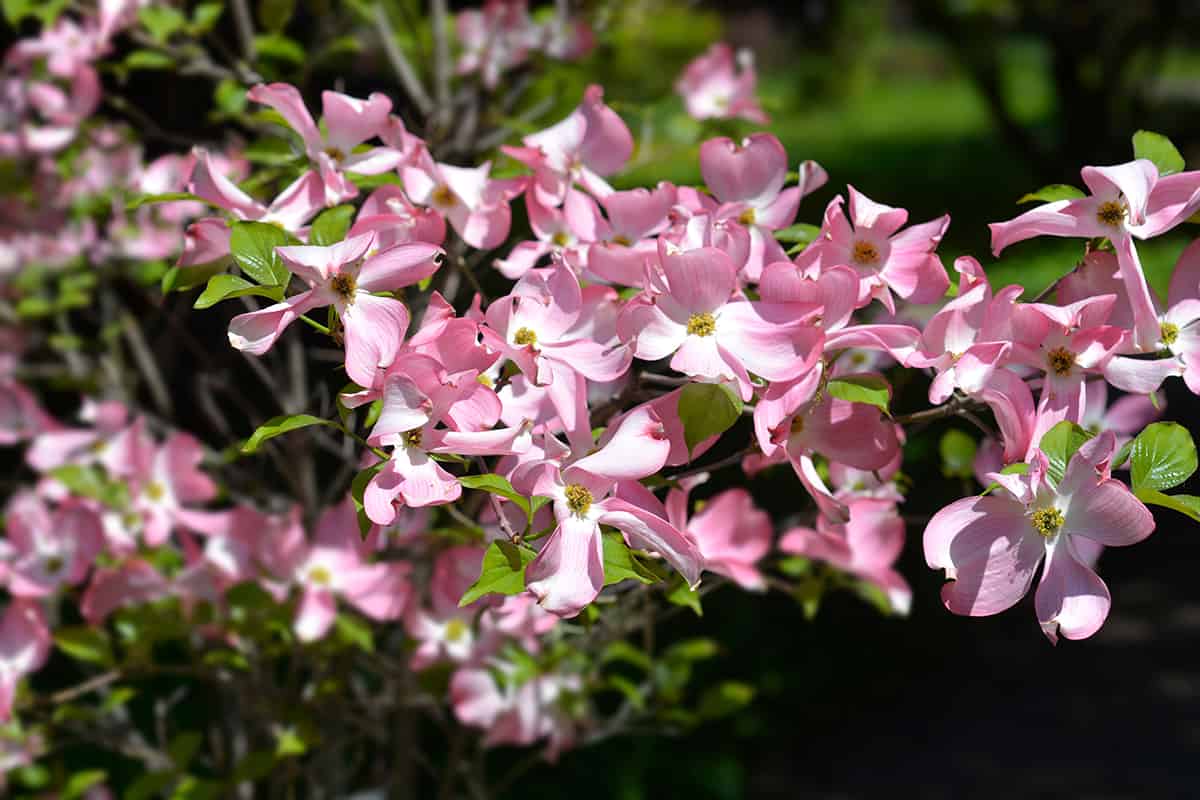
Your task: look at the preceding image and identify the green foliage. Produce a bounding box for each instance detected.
[1017,184,1086,204]
[54,627,115,666]
[826,374,891,415]
[1038,421,1094,485]
[602,532,661,586]
[1130,422,1197,492]
[229,221,293,286]
[1133,130,1186,176]
[309,205,356,246]
[138,5,188,43]
[49,465,129,508]
[457,474,532,520]
[242,414,336,454]
[459,540,536,606]
[939,429,977,479]
[677,382,742,456]
[1134,488,1200,522]
[666,578,702,616]
[194,274,284,309]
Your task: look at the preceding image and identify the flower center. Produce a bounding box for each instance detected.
[1096,200,1126,228]
[309,565,332,585]
[1030,507,1064,538]
[738,208,757,226]
[44,555,64,575]
[513,327,537,346]
[1161,321,1179,346]
[611,234,632,247]
[324,146,345,161]
[431,184,457,207]
[475,374,493,388]
[444,618,468,642]
[403,428,423,448]
[852,240,880,265]
[145,481,166,501]
[1046,346,1075,376]
[564,483,593,516]
[331,272,357,299]
[789,415,805,434]
[687,312,716,337]
[551,231,570,247]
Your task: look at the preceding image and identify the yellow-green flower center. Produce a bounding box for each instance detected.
[44,555,64,575]
[309,565,332,585]
[403,428,423,448]
[444,618,468,642]
[564,483,593,516]
[331,272,357,299]
[145,481,166,501]
[1047,346,1076,376]
[852,240,880,265]
[324,146,345,161]
[1096,200,1127,227]
[513,327,537,346]
[1161,322,1179,346]
[551,231,570,247]
[687,312,716,337]
[431,185,457,207]
[738,208,757,226]
[1031,507,1064,538]
[611,234,632,247]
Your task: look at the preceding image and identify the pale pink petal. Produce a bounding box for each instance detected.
[1035,537,1110,642]
[525,515,605,617]
[341,294,410,387]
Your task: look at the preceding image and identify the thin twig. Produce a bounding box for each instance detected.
[229,0,257,62]
[373,2,434,116]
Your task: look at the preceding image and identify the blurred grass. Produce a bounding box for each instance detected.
[612,33,1191,301]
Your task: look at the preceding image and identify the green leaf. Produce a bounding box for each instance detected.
[457,474,532,519]
[602,532,660,586]
[939,429,977,479]
[62,769,107,800]
[194,274,283,309]
[774,223,821,244]
[664,638,719,662]
[458,540,534,606]
[666,578,702,616]
[169,731,203,768]
[258,0,295,30]
[826,374,891,416]
[677,382,742,456]
[214,79,247,115]
[334,614,375,652]
[138,5,187,42]
[274,727,308,757]
[1017,184,1087,204]
[1038,420,1094,485]
[243,137,298,165]
[1114,438,1135,470]
[229,221,291,286]
[1133,130,1186,177]
[124,49,175,71]
[241,414,336,454]
[49,465,128,508]
[1135,488,1200,522]
[127,191,201,210]
[1131,422,1198,491]
[2,0,65,24]
[697,681,755,719]
[190,2,224,33]
[254,33,305,63]
[54,627,114,666]
[309,205,356,246]
[232,751,276,783]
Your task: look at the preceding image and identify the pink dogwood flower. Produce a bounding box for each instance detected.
[676,43,769,125]
[3,492,104,597]
[925,431,1154,642]
[502,85,633,206]
[514,403,703,616]
[0,601,50,722]
[617,242,823,400]
[402,152,525,249]
[247,83,405,205]
[699,134,826,280]
[668,486,773,591]
[800,186,950,311]
[780,497,912,614]
[990,159,1200,351]
[259,500,411,642]
[226,232,443,387]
